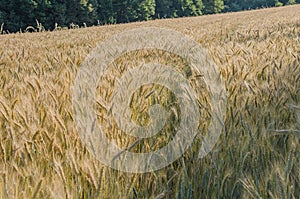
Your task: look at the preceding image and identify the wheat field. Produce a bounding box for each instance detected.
[0,5,299,199]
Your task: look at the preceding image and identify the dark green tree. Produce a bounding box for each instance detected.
[176,0,203,17]
[65,0,97,26]
[135,0,155,20]
[202,0,224,14]
[280,0,296,4]
[111,0,155,23]
[223,0,242,12]
[111,0,132,23]
[224,0,286,11]
[33,0,53,29]
[51,0,67,26]
[192,0,204,15]
[155,0,177,18]
[240,0,282,9]
[97,0,115,24]
[0,0,36,32]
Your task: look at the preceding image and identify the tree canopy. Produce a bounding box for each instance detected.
[0,0,298,33]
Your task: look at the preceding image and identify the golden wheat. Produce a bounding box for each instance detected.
[0,5,299,199]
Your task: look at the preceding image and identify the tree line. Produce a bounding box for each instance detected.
[0,0,299,33]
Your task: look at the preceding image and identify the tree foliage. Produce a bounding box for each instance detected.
[202,0,224,14]
[0,0,298,33]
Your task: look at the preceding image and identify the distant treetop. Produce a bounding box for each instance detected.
[0,0,299,33]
